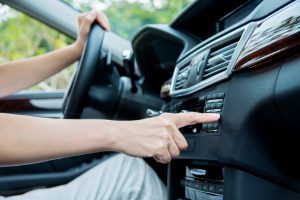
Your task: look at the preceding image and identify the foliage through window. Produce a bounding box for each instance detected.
[0,3,75,92]
[63,0,193,40]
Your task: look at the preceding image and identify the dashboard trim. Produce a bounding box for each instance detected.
[170,23,257,97]
[234,0,300,71]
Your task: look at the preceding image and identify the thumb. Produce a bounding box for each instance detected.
[170,112,220,128]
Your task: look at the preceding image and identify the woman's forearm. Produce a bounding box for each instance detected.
[0,44,81,98]
[0,112,220,165]
[0,113,117,166]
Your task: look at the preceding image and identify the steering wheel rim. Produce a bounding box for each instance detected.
[63,23,105,119]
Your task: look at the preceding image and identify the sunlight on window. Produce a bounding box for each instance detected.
[0,3,75,92]
[63,0,193,39]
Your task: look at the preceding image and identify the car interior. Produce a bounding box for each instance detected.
[1,0,300,199]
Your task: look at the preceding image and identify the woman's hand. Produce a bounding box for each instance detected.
[113,112,220,164]
[73,10,110,58]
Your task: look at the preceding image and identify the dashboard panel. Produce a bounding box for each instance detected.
[133,0,300,199]
[132,25,199,93]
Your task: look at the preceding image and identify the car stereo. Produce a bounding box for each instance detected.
[164,92,225,134]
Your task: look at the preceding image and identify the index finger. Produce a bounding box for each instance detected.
[170,112,220,128]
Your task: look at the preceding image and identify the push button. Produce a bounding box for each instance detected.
[205,104,212,110]
[194,182,202,190]
[208,184,216,193]
[206,94,213,100]
[217,92,225,98]
[211,122,219,129]
[205,109,221,113]
[212,93,219,99]
[202,123,208,131]
[207,99,223,103]
[216,102,223,109]
[202,184,208,191]
[216,185,224,194]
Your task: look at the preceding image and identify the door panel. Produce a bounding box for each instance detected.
[0,91,110,195]
[0,154,114,197]
[0,91,64,118]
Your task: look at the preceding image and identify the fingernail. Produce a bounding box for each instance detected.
[208,113,220,119]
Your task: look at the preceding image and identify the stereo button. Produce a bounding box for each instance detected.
[212,122,219,129]
[206,94,213,100]
[208,184,216,193]
[207,99,223,103]
[206,109,221,113]
[205,104,212,109]
[202,184,208,191]
[216,186,224,194]
[216,102,223,109]
[217,92,225,98]
[212,94,219,99]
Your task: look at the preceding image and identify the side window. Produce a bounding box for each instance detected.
[0,3,75,92]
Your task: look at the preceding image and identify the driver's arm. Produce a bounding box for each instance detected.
[0,112,220,165]
[0,10,109,98]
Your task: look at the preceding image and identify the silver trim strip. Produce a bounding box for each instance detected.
[170,23,257,97]
[206,99,223,103]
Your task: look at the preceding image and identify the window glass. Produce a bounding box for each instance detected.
[0,3,75,92]
[62,0,193,40]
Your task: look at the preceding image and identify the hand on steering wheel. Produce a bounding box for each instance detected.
[63,10,109,119]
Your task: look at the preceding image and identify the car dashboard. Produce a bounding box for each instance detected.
[133,0,300,199]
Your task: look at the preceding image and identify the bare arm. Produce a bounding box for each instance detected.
[0,10,220,166]
[0,10,110,98]
[0,45,81,97]
[0,112,219,166]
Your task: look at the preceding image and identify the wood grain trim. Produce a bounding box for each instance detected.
[234,1,300,71]
[0,99,40,112]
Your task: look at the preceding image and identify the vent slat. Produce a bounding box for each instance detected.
[175,84,184,89]
[175,79,186,86]
[178,67,189,73]
[173,35,242,92]
[205,60,230,73]
[174,63,190,90]
[202,39,240,80]
[178,62,190,70]
[203,66,227,78]
[210,41,238,57]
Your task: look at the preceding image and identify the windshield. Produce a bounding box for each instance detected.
[62,0,192,40]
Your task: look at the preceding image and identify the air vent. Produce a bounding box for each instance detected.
[202,39,240,80]
[175,63,190,90]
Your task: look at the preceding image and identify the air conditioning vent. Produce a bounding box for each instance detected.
[175,63,190,90]
[202,39,240,80]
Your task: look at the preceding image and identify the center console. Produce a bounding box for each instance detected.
[138,0,300,199]
[164,85,228,200]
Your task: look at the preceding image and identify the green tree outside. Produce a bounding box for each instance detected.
[64,0,192,39]
[0,4,75,91]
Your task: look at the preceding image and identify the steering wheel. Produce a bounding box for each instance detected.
[63,23,105,119]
